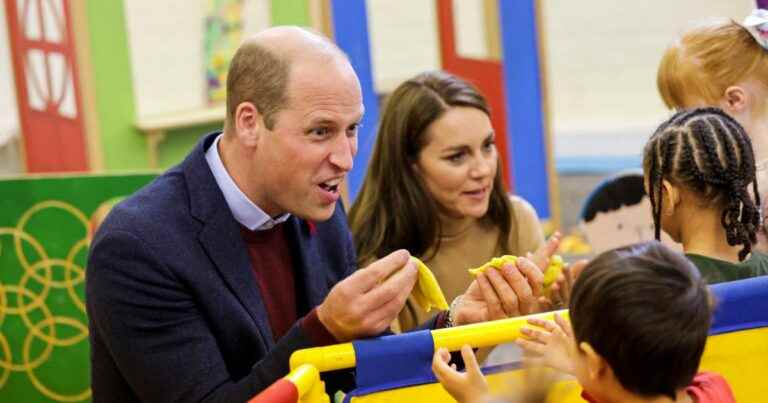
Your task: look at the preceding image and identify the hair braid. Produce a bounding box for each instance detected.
[731,118,761,257]
[647,137,663,240]
[643,107,761,261]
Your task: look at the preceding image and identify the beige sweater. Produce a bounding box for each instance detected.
[397,196,545,331]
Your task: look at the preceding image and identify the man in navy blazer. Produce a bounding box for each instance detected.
[87,27,544,403]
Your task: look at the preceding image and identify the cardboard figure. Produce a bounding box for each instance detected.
[580,171,680,254]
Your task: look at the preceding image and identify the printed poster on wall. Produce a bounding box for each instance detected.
[205,0,244,104]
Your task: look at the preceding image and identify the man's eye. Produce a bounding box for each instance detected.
[311,127,331,137]
[347,124,360,137]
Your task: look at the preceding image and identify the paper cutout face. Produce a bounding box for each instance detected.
[581,195,681,255]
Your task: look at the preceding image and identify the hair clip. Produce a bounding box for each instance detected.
[743,9,768,50]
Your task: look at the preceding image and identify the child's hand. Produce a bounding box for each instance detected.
[516,313,577,375]
[432,345,489,403]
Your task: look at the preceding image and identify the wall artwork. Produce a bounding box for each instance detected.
[204,0,244,104]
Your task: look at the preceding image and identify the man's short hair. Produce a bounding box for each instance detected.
[569,241,712,399]
[225,42,289,130]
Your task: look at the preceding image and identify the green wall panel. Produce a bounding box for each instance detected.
[85,0,148,171]
[270,0,311,26]
[0,174,156,402]
[159,124,223,169]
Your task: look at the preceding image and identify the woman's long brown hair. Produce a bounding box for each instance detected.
[348,71,515,266]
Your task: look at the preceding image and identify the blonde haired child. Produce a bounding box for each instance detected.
[657,11,768,197]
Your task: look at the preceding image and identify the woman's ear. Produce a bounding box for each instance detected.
[411,160,422,176]
[721,86,748,114]
[661,180,679,216]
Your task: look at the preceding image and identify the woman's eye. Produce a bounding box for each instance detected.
[447,153,465,163]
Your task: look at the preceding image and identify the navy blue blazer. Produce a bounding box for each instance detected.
[86,132,358,402]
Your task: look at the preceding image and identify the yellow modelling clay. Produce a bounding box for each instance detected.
[468,255,517,277]
[468,254,564,293]
[410,257,450,312]
[543,255,564,289]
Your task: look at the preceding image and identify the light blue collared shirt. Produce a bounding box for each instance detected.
[205,134,290,231]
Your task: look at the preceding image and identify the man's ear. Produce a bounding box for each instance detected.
[580,342,608,382]
[661,179,679,216]
[234,102,263,147]
[721,86,748,114]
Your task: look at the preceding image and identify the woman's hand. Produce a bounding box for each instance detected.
[529,232,562,274]
[454,257,543,325]
[516,313,578,375]
[539,259,588,310]
[432,345,488,403]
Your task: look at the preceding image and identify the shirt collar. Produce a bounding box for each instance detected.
[205,133,290,231]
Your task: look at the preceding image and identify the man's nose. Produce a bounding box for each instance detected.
[329,135,354,171]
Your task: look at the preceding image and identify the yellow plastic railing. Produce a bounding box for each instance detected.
[289,309,569,372]
[285,364,329,403]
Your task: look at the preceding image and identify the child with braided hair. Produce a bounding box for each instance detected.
[643,107,768,283]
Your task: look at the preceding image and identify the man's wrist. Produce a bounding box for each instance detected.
[302,307,339,346]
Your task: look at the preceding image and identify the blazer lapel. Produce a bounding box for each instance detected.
[198,214,276,349]
[286,218,330,311]
[184,132,275,350]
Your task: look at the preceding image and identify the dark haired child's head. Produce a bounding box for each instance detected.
[643,107,761,261]
[568,241,712,401]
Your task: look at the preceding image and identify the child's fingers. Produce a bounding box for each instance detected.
[516,338,547,354]
[521,326,550,343]
[432,349,458,382]
[528,317,557,332]
[554,313,573,337]
[438,347,452,362]
[460,344,482,375]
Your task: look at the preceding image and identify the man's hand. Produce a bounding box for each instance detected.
[453,257,543,326]
[516,313,577,375]
[316,250,417,342]
[432,345,488,403]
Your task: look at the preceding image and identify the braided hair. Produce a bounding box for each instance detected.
[643,107,761,261]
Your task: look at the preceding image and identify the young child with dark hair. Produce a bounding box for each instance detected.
[643,107,768,283]
[432,241,735,403]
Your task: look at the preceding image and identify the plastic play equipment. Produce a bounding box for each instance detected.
[250,275,768,402]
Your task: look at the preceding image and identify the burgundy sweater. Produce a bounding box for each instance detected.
[240,224,336,345]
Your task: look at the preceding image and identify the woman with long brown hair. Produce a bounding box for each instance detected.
[349,71,556,331]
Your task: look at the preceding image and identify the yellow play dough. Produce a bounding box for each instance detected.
[410,257,450,312]
[468,254,564,291]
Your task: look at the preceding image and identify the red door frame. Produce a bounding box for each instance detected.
[436,0,511,187]
[5,0,89,172]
